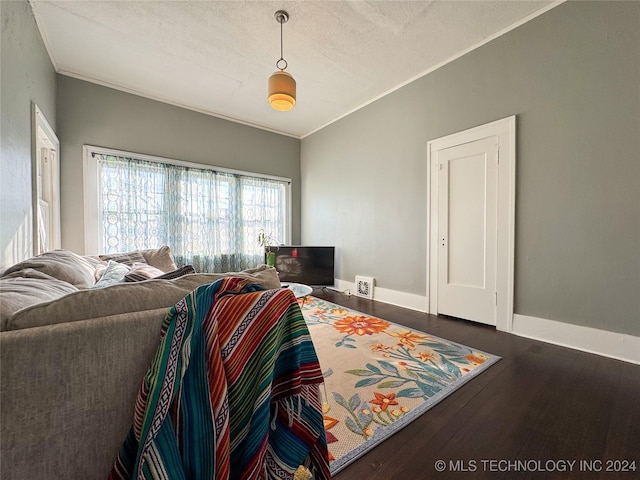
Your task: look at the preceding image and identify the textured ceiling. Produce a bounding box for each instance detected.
[30,0,558,138]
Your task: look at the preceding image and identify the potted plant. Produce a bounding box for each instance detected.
[257,230,279,267]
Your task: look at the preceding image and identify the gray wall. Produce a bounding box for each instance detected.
[301,1,640,336]
[56,76,301,254]
[1,0,57,267]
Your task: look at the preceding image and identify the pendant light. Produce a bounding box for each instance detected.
[268,10,296,111]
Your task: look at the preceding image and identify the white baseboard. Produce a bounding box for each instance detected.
[332,279,428,312]
[324,284,639,364]
[512,314,640,365]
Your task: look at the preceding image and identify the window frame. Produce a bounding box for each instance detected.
[82,145,292,255]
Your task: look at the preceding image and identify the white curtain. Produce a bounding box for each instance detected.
[96,154,288,273]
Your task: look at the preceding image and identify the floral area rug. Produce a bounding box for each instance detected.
[299,296,500,475]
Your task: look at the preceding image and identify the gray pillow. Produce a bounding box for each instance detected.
[140,246,177,272]
[125,264,194,282]
[0,250,96,289]
[99,247,177,272]
[237,264,281,290]
[0,269,77,331]
[99,251,146,266]
[6,266,281,331]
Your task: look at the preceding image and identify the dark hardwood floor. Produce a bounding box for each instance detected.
[310,288,640,480]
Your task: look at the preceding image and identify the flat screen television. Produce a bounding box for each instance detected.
[269,246,335,286]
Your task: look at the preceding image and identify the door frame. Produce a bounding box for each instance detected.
[31,103,61,255]
[427,116,516,332]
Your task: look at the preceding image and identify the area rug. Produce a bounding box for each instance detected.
[299,296,500,475]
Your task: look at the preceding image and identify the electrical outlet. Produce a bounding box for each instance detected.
[355,275,375,299]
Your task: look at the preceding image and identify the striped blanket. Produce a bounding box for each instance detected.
[109,277,330,480]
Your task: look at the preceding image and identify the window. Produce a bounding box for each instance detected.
[84,147,290,273]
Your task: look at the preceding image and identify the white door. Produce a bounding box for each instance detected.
[32,104,60,255]
[437,136,498,325]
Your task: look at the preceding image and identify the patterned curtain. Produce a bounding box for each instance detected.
[96,154,288,273]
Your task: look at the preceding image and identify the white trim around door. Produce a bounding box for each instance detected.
[32,104,61,256]
[427,116,516,332]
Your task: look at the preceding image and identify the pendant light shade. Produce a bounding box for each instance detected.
[268,70,296,111]
[269,11,296,111]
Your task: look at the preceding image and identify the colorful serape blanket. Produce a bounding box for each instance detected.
[109,277,330,480]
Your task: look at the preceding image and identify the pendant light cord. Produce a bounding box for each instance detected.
[276,12,288,71]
